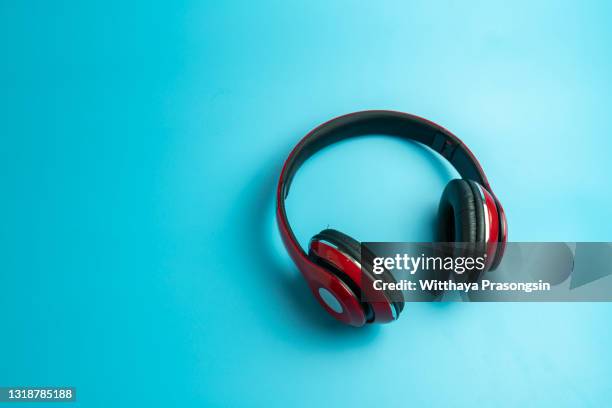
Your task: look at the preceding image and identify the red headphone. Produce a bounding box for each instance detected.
[276,111,507,326]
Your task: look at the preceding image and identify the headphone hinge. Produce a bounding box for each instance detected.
[432,132,458,161]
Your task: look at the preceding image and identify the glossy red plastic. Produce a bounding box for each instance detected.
[481,186,500,269]
[310,240,395,324]
[276,205,366,326]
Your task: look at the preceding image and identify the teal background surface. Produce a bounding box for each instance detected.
[2,1,612,406]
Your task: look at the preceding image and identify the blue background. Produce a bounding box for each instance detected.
[2,1,612,406]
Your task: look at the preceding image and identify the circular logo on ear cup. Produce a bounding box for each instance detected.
[318,287,343,314]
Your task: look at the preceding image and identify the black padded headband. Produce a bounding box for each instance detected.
[277,110,492,256]
[280,110,490,199]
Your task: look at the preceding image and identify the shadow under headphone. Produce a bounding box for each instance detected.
[277,110,507,327]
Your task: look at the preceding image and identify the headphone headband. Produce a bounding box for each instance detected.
[277,110,494,260]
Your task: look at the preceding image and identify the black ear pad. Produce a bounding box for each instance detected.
[437,179,486,243]
[311,229,404,317]
[466,180,486,243]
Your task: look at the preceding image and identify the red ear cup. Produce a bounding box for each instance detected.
[308,229,403,324]
[306,265,368,327]
[489,194,507,270]
[437,179,502,271]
